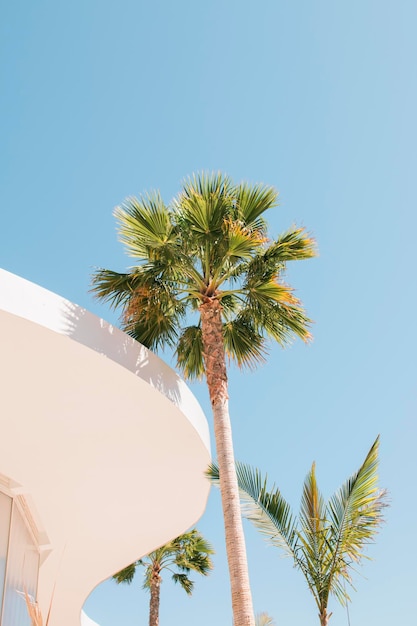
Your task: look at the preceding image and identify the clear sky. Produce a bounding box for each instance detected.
[1,1,416,625]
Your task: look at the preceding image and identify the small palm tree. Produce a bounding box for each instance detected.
[209,436,388,626]
[92,172,316,626]
[113,529,214,626]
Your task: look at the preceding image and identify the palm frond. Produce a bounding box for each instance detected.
[172,531,214,576]
[127,312,180,351]
[262,300,312,344]
[222,219,267,263]
[246,279,299,307]
[141,561,154,590]
[176,171,235,238]
[235,182,279,228]
[124,283,184,350]
[90,269,137,310]
[115,193,176,261]
[181,171,234,200]
[91,267,186,351]
[207,220,267,287]
[299,463,327,549]
[244,253,283,285]
[326,437,387,587]
[240,287,312,345]
[297,463,331,608]
[175,325,205,379]
[243,228,317,290]
[223,317,266,369]
[113,561,139,585]
[207,461,297,558]
[266,228,317,263]
[97,264,184,350]
[217,293,242,317]
[172,573,194,594]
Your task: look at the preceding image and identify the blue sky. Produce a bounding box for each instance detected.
[1,1,416,625]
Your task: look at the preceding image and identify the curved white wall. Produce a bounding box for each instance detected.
[0,269,211,626]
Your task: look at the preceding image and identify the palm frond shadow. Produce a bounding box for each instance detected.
[61,300,182,405]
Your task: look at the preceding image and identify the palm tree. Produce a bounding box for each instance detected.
[208,436,388,626]
[91,172,316,626]
[113,529,213,626]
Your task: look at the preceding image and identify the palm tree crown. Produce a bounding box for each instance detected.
[114,529,213,626]
[208,436,388,626]
[91,172,316,375]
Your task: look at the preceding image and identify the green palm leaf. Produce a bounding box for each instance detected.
[235,182,278,228]
[297,463,332,609]
[240,295,312,345]
[326,437,387,593]
[172,573,194,594]
[112,561,138,585]
[176,172,234,237]
[207,461,297,558]
[90,269,137,310]
[223,221,266,263]
[266,228,317,263]
[115,193,176,261]
[122,275,185,350]
[175,325,205,379]
[223,317,266,369]
[246,279,297,306]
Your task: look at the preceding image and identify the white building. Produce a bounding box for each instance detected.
[0,269,211,626]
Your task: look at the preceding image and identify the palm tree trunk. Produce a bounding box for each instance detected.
[319,608,332,626]
[149,567,161,626]
[200,297,255,626]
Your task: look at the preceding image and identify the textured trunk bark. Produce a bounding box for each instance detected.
[149,568,161,626]
[200,298,255,626]
[319,608,332,626]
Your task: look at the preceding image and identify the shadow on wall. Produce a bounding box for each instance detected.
[61,300,183,406]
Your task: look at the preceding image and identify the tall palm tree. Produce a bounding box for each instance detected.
[91,172,316,626]
[208,436,388,626]
[113,529,213,626]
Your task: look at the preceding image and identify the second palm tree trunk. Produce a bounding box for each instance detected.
[200,297,255,626]
[149,565,161,626]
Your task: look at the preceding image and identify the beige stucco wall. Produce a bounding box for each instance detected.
[0,269,211,626]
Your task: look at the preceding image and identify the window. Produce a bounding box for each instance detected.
[0,482,40,626]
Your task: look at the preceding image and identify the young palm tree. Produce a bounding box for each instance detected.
[91,172,316,626]
[208,436,388,626]
[113,529,213,626]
